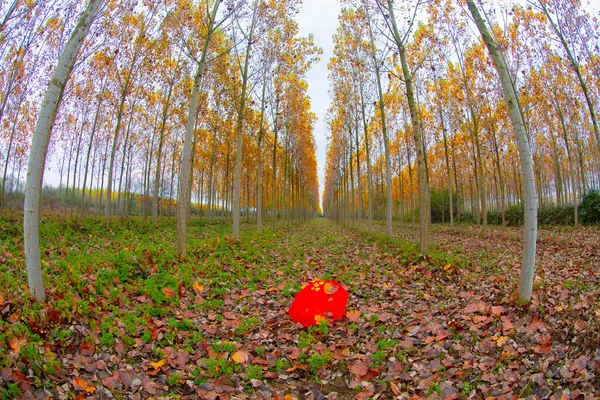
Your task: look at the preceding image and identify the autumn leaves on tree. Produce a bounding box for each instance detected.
[5,0,320,300]
[323,0,600,302]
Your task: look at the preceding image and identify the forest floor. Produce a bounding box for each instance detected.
[0,213,599,399]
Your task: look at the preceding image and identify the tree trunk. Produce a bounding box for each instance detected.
[354,111,363,228]
[233,0,258,239]
[177,0,221,254]
[153,74,176,225]
[24,0,103,302]
[538,2,600,156]
[467,0,538,303]
[386,0,430,253]
[359,79,373,229]
[80,86,105,216]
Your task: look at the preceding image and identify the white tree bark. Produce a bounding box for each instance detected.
[233,0,259,239]
[24,0,104,302]
[176,0,221,254]
[466,0,538,303]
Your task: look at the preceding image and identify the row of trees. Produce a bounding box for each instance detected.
[323,0,600,302]
[0,0,321,301]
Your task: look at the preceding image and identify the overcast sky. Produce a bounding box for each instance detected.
[296,0,341,210]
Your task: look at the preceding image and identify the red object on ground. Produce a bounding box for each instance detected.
[288,279,348,327]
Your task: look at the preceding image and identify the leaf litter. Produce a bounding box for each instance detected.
[0,215,598,399]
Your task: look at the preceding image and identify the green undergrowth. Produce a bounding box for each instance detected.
[1,212,597,398]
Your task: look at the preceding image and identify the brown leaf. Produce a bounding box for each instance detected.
[501,316,514,333]
[491,306,505,315]
[72,377,96,393]
[526,316,545,334]
[390,381,401,396]
[463,301,487,313]
[162,287,176,298]
[285,347,301,360]
[232,350,249,364]
[79,340,95,357]
[346,309,361,322]
[101,373,122,389]
[349,361,370,378]
[142,377,162,395]
[534,342,551,354]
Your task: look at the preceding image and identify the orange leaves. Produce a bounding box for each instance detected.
[323,282,339,295]
[193,282,204,293]
[162,287,176,298]
[72,377,96,393]
[346,309,361,322]
[9,336,26,356]
[149,359,166,370]
[232,350,250,364]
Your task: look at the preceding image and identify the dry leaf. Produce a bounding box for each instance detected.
[323,282,338,295]
[149,359,166,369]
[73,377,96,393]
[193,282,204,293]
[232,350,249,364]
[346,309,361,322]
[349,361,369,377]
[162,287,176,298]
[9,337,26,355]
[526,316,545,334]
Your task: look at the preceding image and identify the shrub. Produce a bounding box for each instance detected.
[538,205,574,225]
[579,189,600,224]
[429,189,458,224]
[505,205,524,226]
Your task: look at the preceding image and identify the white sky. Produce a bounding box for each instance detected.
[296,0,341,211]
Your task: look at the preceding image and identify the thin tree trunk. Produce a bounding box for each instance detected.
[153,74,176,225]
[354,111,363,228]
[467,0,538,303]
[24,0,104,302]
[386,0,430,253]
[359,80,373,228]
[233,0,258,239]
[177,0,221,254]
[538,2,600,155]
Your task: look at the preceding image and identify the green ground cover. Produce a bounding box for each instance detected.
[0,213,598,399]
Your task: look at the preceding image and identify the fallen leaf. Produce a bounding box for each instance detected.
[534,342,551,354]
[349,361,369,378]
[491,306,505,315]
[9,337,26,355]
[324,282,338,295]
[162,287,176,298]
[232,350,249,364]
[149,359,166,369]
[526,316,545,334]
[346,309,361,322]
[443,263,452,271]
[463,301,487,313]
[193,282,204,293]
[73,377,96,393]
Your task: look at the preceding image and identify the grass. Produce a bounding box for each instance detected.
[1,211,598,398]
